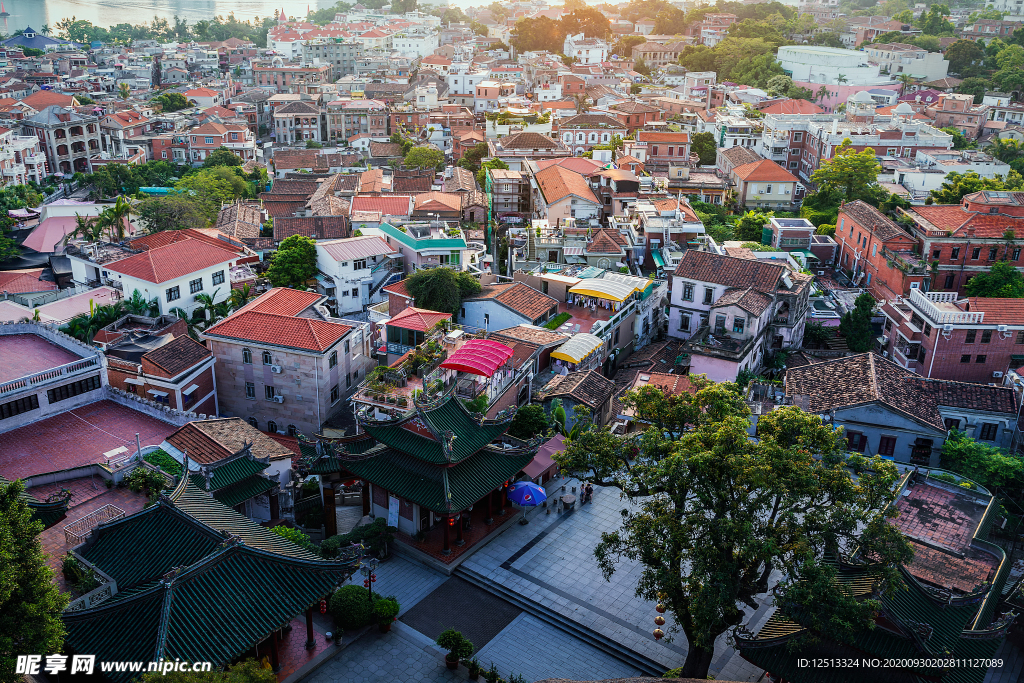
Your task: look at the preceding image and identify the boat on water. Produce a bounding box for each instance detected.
[0,3,10,18]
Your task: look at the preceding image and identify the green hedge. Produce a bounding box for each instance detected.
[328,585,375,630]
[143,449,182,476]
[543,312,571,330]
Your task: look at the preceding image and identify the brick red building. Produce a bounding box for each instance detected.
[902,190,1024,294]
[608,101,666,132]
[836,200,927,300]
[880,288,1024,382]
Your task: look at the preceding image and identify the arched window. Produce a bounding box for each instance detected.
[248,417,258,429]
[262,351,273,365]
[242,348,252,364]
[287,425,297,436]
[267,420,278,434]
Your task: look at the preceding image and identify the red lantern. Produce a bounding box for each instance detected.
[656,604,666,614]
[448,518,454,526]
[363,579,370,587]
[655,616,665,626]
[371,574,377,582]
[653,629,664,641]
[319,600,327,615]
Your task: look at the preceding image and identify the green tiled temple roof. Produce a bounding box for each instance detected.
[77,504,222,589]
[737,562,1009,683]
[342,444,534,514]
[214,476,278,508]
[190,456,269,492]
[169,476,319,559]
[0,476,70,529]
[361,391,515,465]
[65,539,355,683]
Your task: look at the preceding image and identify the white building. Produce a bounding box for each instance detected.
[862,43,950,82]
[776,45,892,85]
[563,33,609,65]
[392,30,439,59]
[314,236,402,315]
[94,239,237,317]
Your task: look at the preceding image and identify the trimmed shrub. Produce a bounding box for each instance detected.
[143,449,182,476]
[319,518,396,558]
[329,584,375,630]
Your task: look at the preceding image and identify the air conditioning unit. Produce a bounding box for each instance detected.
[998,325,1008,332]
[993,371,1004,378]
[270,364,283,373]
[272,395,285,403]
[942,324,953,332]
[817,270,825,276]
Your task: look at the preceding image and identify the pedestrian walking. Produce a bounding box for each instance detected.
[585,484,593,504]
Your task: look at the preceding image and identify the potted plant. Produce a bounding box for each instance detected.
[483,663,500,683]
[467,658,481,680]
[373,596,400,633]
[436,629,474,670]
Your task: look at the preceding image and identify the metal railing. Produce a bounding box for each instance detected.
[0,356,101,397]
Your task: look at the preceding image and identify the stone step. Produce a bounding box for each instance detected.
[983,636,1024,683]
[454,565,668,677]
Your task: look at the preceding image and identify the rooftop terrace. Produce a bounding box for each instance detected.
[0,334,83,384]
[892,476,999,593]
[0,400,177,480]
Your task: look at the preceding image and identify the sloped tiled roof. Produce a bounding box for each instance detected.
[711,287,772,316]
[468,282,557,323]
[105,238,235,284]
[784,353,1018,431]
[273,216,348,241]
[387,306,452,332]
[351,194,413,216]
[166,417,296,465]
[0,268,57,294]
[444,166,478,193]
[758,99,824,115]
[413,191,462,213]
[535,165,599,205]
[732,159,799,183]
[393,175,433,192]
[369,141,404,158]
[142,335,211,377]
[540,369,615,410]
[560,113,627,128]
[496,131,561,150]
[203,288,350,352]
[318,235,395,262]
[586,228,626,255]
[674,250,783,291]
[841,200,905,242]
[213,203,262,240]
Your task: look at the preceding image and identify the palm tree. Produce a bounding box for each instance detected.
[896,73,914,96]
[118,83,131,101]
[170,307,204,340]
[228,284,255,310]
[122,289,158,316]
[815,85,830,104]
[64,213,104,248]
[99,196,136,243]
[193,289,222,327]
[571,92,591,115]
[40,25,50,36]
[836,74,848,86]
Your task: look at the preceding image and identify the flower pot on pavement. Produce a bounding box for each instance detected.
[445,655,459,670]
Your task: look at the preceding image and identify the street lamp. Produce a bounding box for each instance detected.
[360,557,379,604]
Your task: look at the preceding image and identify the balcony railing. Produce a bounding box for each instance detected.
[909,288,983,324]
[0,356,101,397]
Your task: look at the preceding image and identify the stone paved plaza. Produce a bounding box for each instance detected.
[303,476,777,683]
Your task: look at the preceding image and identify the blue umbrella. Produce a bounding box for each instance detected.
[507,481,547,524]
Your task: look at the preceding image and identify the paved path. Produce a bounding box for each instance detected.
[304,554,644,683]
[457,477,770,682]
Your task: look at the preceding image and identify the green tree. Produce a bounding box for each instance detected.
[138,194,212,233]
[930,170,1024,204]
[404,146,444,170]
[940,126,972,150]
[633,56,651,77]
[734,210,772,241]
[152,92,190,112]
[175,166,248,205]
[0,480,69,683]
[958,76,991,104]
[964,259,1024,297]
[993,66,1024,93]
[997,43,1024,70]
[509,16,565,53]
[916,4,955,36]
[457,141,489,174]
[838,292,875,352]
[477,158,510,192]
[810,139,882,203]
[941,429,1024,491]
[203,147,243,167]
[118,82,132,100]
[507,404,551,440]
[403,268,481,316]
[266,235,317,289]
[554,386,911,679]
[945,39,985,76]
[612,35,647,59]
[560,9,610,38]
[140,659,276,683]
[765,74,793,97]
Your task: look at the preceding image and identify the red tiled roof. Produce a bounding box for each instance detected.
[636,130,689,143]
[105,238,235,284]
[204,289,350,353]
[383,280,412,299]
[758,99,823,115]
[413,191,462,213]
[0,268,57,294]
[128,228,242,257]
[964,297,1024,324]
[732,159,799,182]
[387,307,451,332]
[351,195,413,216]
[910,205,1021,238]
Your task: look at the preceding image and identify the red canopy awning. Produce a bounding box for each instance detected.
[440,339,515,378]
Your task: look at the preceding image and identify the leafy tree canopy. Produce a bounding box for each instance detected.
[941,429,1024,491]
[809,139,882,203]
[690,131,717,166]
[203,147,242,168]
[945,39,985,76]
[554,383,911,679]
[404,268,481,315]
[507,404,551,440]
[138,194,212,233]
[838,292,875,352]
[404,146,444,170]
[964,259,1024,298]
[735,210,773,242]
[0,480,69,683]
[929,170,1024,204]
[152,92,190,112]
[266,235,317,289]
